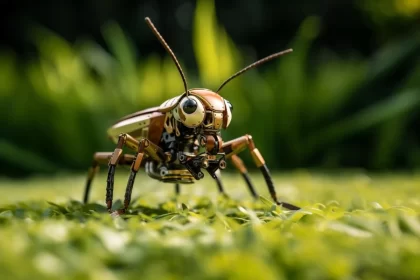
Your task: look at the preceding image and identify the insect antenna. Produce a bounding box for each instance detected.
[216,48,293,93]
[145,17,190,96]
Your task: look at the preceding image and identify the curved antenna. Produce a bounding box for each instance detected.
[216,48,293,94]
[145,17,189,96]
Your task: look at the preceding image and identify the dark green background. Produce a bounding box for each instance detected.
[1,0,420,176]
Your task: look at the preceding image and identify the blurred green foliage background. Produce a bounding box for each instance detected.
[1,0,420,176]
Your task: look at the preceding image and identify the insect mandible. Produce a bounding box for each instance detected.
[83,17,300,214]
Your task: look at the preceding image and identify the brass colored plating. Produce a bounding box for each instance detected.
[250,148,265,167]
[132,153,144,172]
[110,149,123,165]
[142,139,164,161]
[82,17,300,213]
[213,112,224,129]
[124,134,140,151]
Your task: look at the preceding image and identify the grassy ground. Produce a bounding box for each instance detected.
[0,171,419,280]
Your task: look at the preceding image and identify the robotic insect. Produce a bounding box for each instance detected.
[83,17,300,214]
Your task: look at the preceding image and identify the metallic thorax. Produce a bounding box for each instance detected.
[153,88,232,183]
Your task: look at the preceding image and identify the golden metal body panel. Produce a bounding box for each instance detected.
[108,114,151,142]
[190,89,225,111]
[133,153,144,172]
[107,112,165,145]
[157,88,225,113]
[251,148,265,167]
[110,148,123,165]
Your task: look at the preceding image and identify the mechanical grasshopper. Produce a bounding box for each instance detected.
[83,17,300,214]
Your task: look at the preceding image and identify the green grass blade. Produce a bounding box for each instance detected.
[304,89,420,154]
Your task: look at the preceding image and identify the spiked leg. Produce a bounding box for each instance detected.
[105,134,140,211]
[119,151,145,214]
[83,152,135,204]
[105,134,164,212]
[222,135,300,210]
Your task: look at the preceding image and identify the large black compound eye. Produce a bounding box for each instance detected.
[183,98,198,114]
[173,96,206,128]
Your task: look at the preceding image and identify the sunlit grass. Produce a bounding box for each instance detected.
[0,172,419,279]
